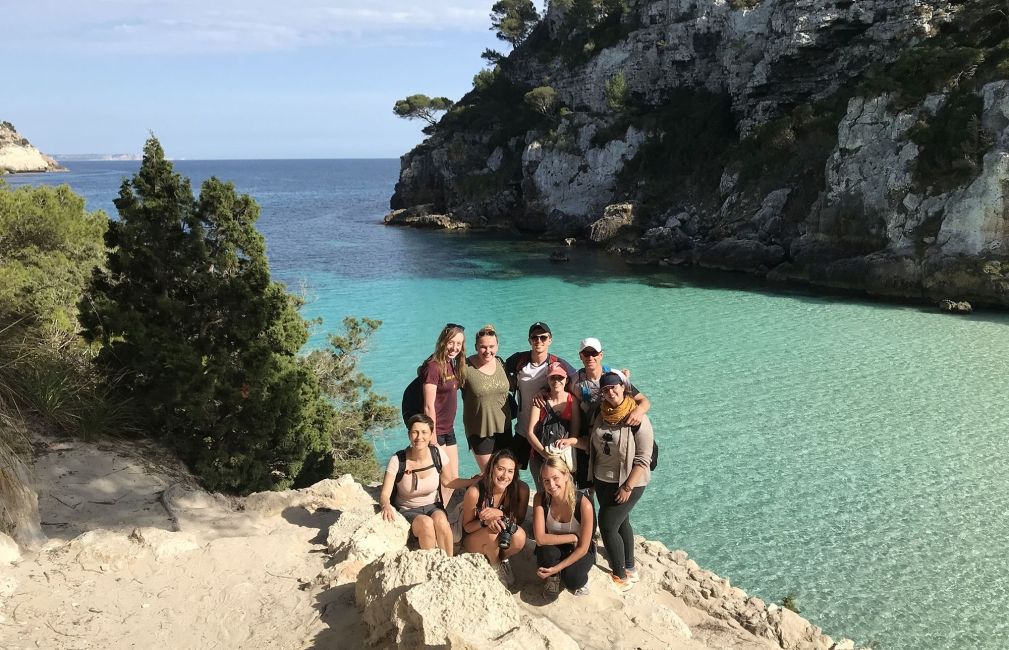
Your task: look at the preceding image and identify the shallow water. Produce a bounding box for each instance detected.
[11,159,1009,649]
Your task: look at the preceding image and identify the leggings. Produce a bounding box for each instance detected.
[535,543,596,590]
[595,481,645,580]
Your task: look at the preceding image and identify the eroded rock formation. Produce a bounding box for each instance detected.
[0,121,65,173]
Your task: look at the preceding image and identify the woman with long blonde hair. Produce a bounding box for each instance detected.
[419,323,466,503]
[532,455,596,599]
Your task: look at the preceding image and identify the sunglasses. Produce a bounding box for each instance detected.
[529,334,550,342]
[600,384,620,392]
[445,323,465,331]
[548,375,566,382]
[602,432,614,455]
[476,328,496,337]
[580,349,600,357]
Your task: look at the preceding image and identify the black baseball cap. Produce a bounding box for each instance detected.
[528,321,551,336]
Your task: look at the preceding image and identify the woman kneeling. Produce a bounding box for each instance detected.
[461,449,529,585]
[380,414,477,555]
[533,455,596,599]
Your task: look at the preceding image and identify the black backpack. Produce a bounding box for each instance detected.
[401,375,425,426]
[391,444,444,507]
[630,424,659,471]
[536,398,572,448]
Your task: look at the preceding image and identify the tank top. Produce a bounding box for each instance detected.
[546,505,580,535]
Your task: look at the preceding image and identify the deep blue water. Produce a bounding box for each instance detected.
[10,159,1009,650]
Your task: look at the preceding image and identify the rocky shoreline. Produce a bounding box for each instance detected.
[2,434,867,649]
[388,1,1009,309]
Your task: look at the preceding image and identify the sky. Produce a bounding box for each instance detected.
[2,1,542,159]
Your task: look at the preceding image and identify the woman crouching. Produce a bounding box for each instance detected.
[380,414,478,555]
[461,449,529,586]
[533,455,596,599]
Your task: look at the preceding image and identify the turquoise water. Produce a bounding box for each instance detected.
[11,160,1009,649]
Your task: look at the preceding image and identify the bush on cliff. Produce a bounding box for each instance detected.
[80,137,385,493]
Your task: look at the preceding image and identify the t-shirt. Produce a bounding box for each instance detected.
[422,358,460,435]
[386,446,449,509]
[505,352,576,436]
[461,357,511,439]
[591,426,623,483]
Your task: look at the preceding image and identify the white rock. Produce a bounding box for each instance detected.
[327,509,409,566]
[0,532,20,565]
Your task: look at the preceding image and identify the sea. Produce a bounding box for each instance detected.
[9,159,1009,650]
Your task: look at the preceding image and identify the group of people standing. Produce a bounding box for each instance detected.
[378,321,656,596]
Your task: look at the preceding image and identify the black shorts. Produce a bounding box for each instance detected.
[467,431,513,455]
[436,431,457,446]
[398,503,445,524]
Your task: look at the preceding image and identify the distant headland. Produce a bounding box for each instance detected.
[0,121,66,174]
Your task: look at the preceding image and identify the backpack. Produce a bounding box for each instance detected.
[575,365,612,404]
[391,444,444,507]
[401,375,425,426]
[630,424,659,471]
[536,397,572,449]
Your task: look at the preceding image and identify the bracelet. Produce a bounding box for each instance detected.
[620,484,632,493]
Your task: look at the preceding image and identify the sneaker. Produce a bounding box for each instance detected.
[611,574,634,593]
[497,560,515,587]
[625,566,640,583]
[573,585,591,597]
[543,575,561,599]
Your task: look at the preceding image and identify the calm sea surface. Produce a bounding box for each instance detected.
[10,159,1009,649]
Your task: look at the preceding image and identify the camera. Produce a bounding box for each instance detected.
[498,519,519,549]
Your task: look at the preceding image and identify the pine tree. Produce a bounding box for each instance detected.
[80,137,335,493]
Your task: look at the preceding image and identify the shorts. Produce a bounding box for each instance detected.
[436,431,457,446]
[467,431,513,455]
[398,503,445,524]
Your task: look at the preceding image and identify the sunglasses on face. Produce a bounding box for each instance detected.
[580,349,600,357]
[601,384,620,392]
[548,375,566,382]
[529,334,550,342]
[445,323,464,331]
[602,432,613,455]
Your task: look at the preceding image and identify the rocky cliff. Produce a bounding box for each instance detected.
[0,121,65,174]
[390,0,1009,306]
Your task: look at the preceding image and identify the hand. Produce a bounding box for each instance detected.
[557,437,578,450]
[479,507,503,523]
[488,518,505,533]
[532,391,548,410]
[626,405,644,427]
[537,566,558,579]
[380,504,396,522]
[615,486,631,504]
[621,368,631,380]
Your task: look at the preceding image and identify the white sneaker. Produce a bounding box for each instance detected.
[497,560,515,587]
[573,585,591,596]
[543,575,561,599]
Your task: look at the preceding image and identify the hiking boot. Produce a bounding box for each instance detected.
[611,574,634,593]
[625,566,640,583]
[573,585,591,597]
[497,560,515,587]
[543,575,561,599]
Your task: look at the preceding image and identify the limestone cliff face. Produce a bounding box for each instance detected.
[0,121,65,174]
[392,0,1009,305]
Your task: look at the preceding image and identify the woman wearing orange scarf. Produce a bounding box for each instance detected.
[582,371,654,593]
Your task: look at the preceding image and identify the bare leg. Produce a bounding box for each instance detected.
[412,516,437,550]
[431,509,453,557]
[440,442,459,505]
[463,527,502,565]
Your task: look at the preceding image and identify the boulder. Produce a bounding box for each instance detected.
[0,532,20,565]
[328,509,409,566]
[699,239,786,273]
[384,205,469,230]
[938,299,972,314]
[356,549,522,648]
[243,475,373,517]
[589,202,637,243]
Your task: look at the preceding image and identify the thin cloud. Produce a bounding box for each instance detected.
[2,0,501,54]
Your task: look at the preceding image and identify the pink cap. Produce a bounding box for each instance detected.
[547,361,567,378]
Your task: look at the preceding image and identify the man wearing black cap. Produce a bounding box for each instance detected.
[504,322,577,469]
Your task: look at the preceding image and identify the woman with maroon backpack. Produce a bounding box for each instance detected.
[524,361,579,493]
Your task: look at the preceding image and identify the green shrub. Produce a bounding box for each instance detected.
[81,137,384,494]
[909,91,992,194]
[604,72,628,112]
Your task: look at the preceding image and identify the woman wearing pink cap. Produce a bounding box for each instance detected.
[525,361,579,493]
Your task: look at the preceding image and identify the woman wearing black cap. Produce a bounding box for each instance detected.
[580,371,653,593]
[503,322,576,470]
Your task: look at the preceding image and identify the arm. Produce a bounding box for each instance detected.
[616,419,653,504]
[460,486,484,535]
[533,496,579,547]
[379,460,398,522]
[625,382,651,427]
[537,496,594,578]
[438,447,480,490]
[422,382,438,433]
[526,403,547,458]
